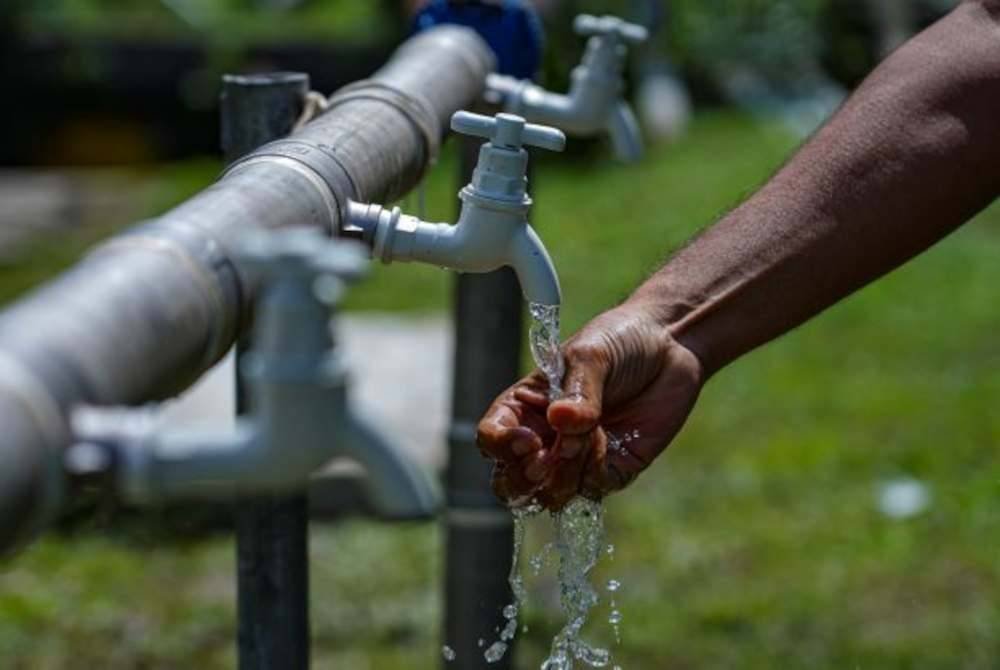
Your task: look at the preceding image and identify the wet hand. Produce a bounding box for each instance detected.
[477,303,704,511]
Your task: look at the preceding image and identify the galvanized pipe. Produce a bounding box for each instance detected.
[0,26,494,552]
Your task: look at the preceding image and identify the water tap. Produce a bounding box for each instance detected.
[484,14,648,162]
[344,110,564,306]
[69,228,440,519]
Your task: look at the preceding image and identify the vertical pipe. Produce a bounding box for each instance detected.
[444,122,523,669]
[220,72,311,670]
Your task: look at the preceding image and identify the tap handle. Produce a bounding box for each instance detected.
[451,111,566,153]
[573,14,649,46]
[237,227,368,291]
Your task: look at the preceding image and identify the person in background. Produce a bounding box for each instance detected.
[477,0,1000,509]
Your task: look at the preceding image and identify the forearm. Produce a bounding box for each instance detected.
[632,0,1000,376]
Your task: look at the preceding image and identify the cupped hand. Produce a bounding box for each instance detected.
[477,302,705,511]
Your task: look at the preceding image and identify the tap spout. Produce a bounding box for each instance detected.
[607,100,644,163]
[78,377,442,517]
[508,224,561,306]
[348,111,564,306]
[335,411,440,519]
[346,200,561,306]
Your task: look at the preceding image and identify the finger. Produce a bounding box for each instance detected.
[510,427,543,457]
[513,385,550,408]
[476,406,520,462]
[492,462,537,502]
[583,440,646,498]
[477,381,551,461]
[537,435,590,511]
[547,344,608,435]
[524,449,556,483]
[580,428,609,499]
[517,406,557,446]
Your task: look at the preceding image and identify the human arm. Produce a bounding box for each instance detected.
[479,0,1000,509]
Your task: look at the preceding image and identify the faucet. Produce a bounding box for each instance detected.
[484,14,648,162]
[68,229,440,520]
[344,110,564,307]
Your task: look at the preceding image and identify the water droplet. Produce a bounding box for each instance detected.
[609,610,623,625]
[441,645,456,661]
[606,431,625,452]
[575,644,611,666]
[500,618,518,641]
[606,579,620,593]
[477,638,485,648]
[503,604,517,619]
[484,641,508,663]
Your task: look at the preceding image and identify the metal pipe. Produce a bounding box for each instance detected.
[219,71,312,670]
[0,25,495,552]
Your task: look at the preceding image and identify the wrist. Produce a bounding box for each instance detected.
[623,277,724,380]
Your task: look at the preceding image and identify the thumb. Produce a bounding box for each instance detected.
[547,345,608,435]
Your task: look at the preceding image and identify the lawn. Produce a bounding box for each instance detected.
[1,112,998,668]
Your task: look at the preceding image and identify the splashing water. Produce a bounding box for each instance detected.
[442,645,456,662]
[531,542,556,575]
[514,301,625,668]
[540,497,612,669]
[484,641,508,664]
[482,303,563,664]
[485,501,542,664]
[606,579,623,645]
[606,429,641,454]
[529,303,565,400]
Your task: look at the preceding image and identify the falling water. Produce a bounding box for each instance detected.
[529,303,565,400]
[540,497,611,669]
[482,302,565,664]
[481,301,624,669]
[485,502,542,664]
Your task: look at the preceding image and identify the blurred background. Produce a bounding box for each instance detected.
[3,0,1000,668]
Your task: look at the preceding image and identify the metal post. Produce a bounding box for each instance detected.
[443,124,524,669]
[221,72,311,670]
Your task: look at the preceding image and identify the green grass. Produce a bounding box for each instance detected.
[3,112,1000,668]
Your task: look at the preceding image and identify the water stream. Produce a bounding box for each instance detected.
[528,303,565,401]
[480,303,623,668]
[540,497,612,669]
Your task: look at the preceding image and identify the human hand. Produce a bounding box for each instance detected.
[476,301,705,510]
